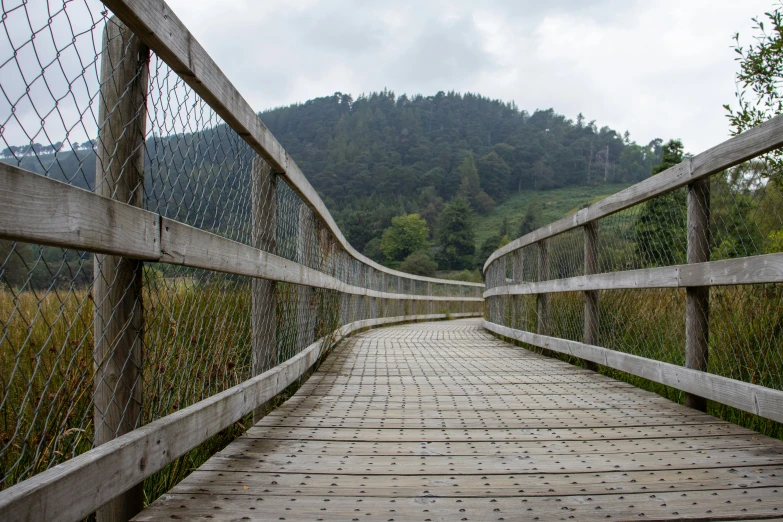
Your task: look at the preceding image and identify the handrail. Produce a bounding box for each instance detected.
[482,113,783,426]
[483,253,783,296]
[483,114,783,271]
[101,0,481,288]
[0,163,483,302]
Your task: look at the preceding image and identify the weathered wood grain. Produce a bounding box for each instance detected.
[133,319,783,522]
[160,218,482,302]
[92,18,149,521]
[251,157,277,422]
[685,179,710,411]
[0,163,160,260]
[483,252,783,297]
[0,169,476,304]
[484,320,783,424]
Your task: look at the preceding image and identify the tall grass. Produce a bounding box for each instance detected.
[0,273,348,506]
[491,283,783,440]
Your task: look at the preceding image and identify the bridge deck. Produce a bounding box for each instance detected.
[134,319,783,521]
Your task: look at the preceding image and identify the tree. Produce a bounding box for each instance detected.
[725,4,783,181]
[478,234,503,267]
[633,140,687,266]
[345,211,375,252]
[363,237,384,262]
[499,216,510,237]
[399,250,438,276]
[517,197,543,237]
[380,213,429,262]
[436,197,475,270]
[477,151,512,201]
[417,186,444,233]
[457,155,495,214]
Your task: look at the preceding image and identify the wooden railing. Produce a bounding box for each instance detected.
[483,115,783,424]
[0,2,483,521]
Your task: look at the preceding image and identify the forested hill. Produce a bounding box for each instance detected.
[1,90,668,280]
[261,90,664,252]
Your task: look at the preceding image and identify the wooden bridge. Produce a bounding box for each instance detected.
[133,319,783,521]
[1,1,783,521]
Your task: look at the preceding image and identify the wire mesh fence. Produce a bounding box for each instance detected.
[484,149,783,437]
[0,1,483,509]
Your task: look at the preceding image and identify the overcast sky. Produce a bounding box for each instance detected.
[164,0,771,154]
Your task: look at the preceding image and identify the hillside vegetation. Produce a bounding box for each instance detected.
[2,91,664,280]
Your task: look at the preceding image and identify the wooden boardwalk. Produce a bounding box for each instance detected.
[134,319,783,521]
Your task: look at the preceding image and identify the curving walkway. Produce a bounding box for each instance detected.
[134,319,783,521]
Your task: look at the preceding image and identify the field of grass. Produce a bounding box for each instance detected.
[0,275,349,507]
[489,283,783,440]
[472,183,632,248]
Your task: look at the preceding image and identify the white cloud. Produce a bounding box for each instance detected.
[165,0,772,153]
[0,0,771,153]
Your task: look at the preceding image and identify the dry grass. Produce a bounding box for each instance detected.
[495,284,783,440]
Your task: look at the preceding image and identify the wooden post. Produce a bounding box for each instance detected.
[685,179,710,411]
[427,282,433,316]
[93,17,148,522]
[251,157,276,423]
[537,240,550,336]
[512,249,524,329]
[494,257,506,324]
[397,276,408,315]
[297,205,316,348]
[459,285,464,315]
[583,222,599,371]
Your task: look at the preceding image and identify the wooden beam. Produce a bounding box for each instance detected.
[484,114,783,272]
[483,252,783,298]
[583,222,599,372]
[685,179,710,411]
[160,218,482,302]
[92,18,149,521]
[0,163,160,260]
[483,321,783,425]
[251,157,277,423]
[536,240,549,336]
[0,164,481,303]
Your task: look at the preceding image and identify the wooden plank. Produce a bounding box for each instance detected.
[483,252,783,298]
[198,448,782,475]
[170,465,783,497]
[483,320,783,424]
[92,17,149,522]
[160,218,483,302]
[203,434,783,455]
[0,313,464,522]
[583,222,599,371]
[679,252,783,286]
[133,318,783,522]
[250,157,277,422]
[685,178,711,411]
[483,266,680,297]
[0,176,478,303]
[483,114,783,271]
[536,240,549,335]
[132,488,783,521]
[0,163,160,260]
[100,0,484,293]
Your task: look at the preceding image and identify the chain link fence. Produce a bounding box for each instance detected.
[484,148,783,437]
[0,1,483,509]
